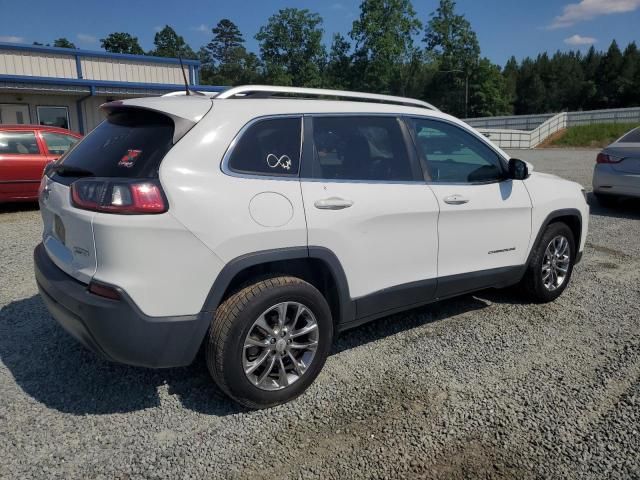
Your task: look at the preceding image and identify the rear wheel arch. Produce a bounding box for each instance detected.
[201,247,354,327]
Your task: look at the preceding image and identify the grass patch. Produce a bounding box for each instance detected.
[547,123,640,148]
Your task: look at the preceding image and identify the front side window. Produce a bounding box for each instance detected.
[42,132,79,156]
[37,106,70,130]
[409,118,505,183]
[227,117,301,176]
[310,116,414,181]
[0,131,40,155]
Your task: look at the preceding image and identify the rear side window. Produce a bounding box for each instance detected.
[58,109,174,178]
[619,128,640,143]
[227,117,301,176]
[42,132,79,155]
[0,131,40,154]
[309,116,414,181]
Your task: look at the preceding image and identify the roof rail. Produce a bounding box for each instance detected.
[162,90,221,98]
[215,85,439,111]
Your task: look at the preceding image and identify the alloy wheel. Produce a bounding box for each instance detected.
[243,302,319,391]
[542,235,571,291]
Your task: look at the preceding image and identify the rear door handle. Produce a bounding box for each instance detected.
[443,194,469,205]
[314,197,354,210]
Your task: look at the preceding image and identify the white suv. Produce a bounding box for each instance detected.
[34,86,589,408]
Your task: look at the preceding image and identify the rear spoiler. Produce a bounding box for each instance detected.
[100,96,213,144]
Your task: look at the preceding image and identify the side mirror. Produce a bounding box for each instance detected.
[508,158,529,180]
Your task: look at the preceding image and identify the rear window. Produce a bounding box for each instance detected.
[58,109,174,178]
[619,128,640,143]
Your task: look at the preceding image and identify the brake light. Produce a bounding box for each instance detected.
[71,179,167,214]
[596,153,622,164]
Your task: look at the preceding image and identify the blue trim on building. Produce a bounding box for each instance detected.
[0,42,200,66]
[75,56,83,79]
[0,74,226,92]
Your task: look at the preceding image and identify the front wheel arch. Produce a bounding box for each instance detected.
[527,209,582,266]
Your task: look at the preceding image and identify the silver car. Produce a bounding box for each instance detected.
[593,127,640,206]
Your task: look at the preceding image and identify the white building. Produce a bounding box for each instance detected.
[0,42,222,134]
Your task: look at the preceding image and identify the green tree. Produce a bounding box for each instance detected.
[53,38,76,49]
[502,56,518,113]
[100,32,144,55]
[423,0,480,115]
[349,0,422,94]
[514,58,547,114]
[580,46,601,109]
[150,25,196,59]
[207,19,244,66]
[619,42,640,106]
[200,18,261,85]
[325,33,352,89]
[468,58,510,117]
[255,8,326,86]
[596,40,623,107]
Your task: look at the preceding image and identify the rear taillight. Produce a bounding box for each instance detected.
[596,153,622,164]
[71,178,167,214]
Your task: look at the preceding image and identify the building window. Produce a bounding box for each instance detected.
[37,106,70,130]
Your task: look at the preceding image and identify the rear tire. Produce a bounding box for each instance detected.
[207,276,333,409]
[520,222,576,303]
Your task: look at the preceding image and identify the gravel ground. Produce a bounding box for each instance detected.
[1,149,639,479]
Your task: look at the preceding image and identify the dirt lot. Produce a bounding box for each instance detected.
[1,149,639,479]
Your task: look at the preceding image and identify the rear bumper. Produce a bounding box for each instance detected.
[593,165,640,198]
[34,243,209,368]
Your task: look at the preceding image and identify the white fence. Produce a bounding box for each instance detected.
[466,107,640,149]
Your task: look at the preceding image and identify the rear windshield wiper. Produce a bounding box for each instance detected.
[49,165,95,177]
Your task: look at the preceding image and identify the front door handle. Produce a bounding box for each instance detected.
[443,194,469,205]
[314,197,354,210]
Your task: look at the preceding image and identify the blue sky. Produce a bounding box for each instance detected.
[1,0,639,66]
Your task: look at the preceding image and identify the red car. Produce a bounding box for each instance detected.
[0,125,82,203]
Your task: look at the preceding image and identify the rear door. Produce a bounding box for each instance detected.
[0,129,46,200]
[407,117,531,294]
[300,115,440,319]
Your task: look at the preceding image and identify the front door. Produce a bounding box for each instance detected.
[300,115,440,320]
[0,104,30,124]
[406,117,532,295]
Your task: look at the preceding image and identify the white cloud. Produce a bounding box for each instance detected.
[192,24,209,33]
[549,0,640,28]
[0,35,25,43]
[564,34,597,45]
[154,25,163,32]
[76,33,97,44]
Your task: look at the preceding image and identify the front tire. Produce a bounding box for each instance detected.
[520,222,576,303]
[207,276,333,409]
